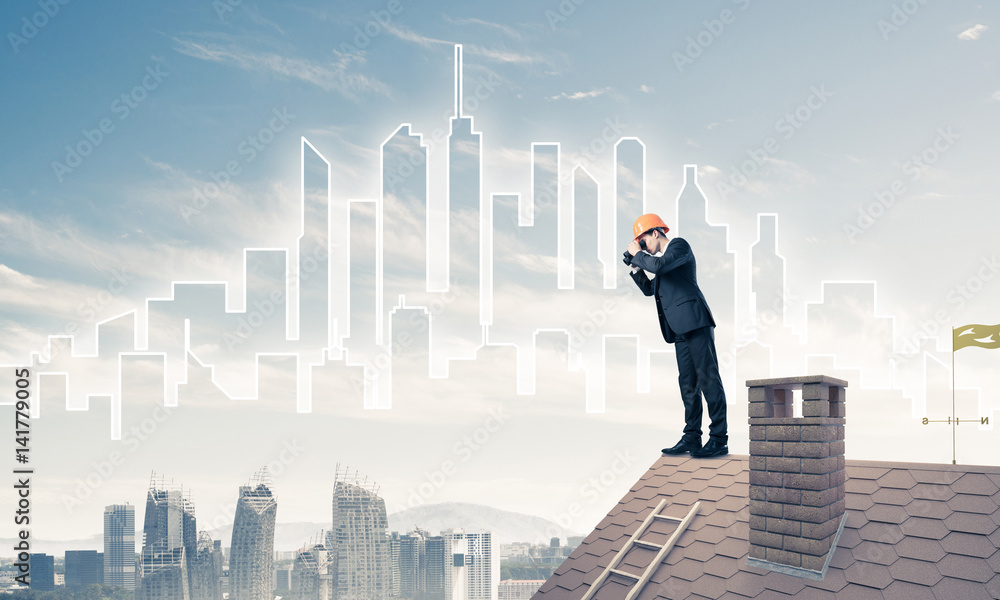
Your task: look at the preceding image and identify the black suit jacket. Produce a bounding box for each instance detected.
[629,237,716,344]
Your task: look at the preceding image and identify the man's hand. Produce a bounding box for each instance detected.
[627,239,641,256]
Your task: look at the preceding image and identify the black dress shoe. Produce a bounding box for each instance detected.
[691,438,728,458]
[661,438,702,455]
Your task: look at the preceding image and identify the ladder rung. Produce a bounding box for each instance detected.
[609,569,639,580]
[652,514,683,522]
[579,499,671,600]
[624,502,702,600]
[632,540,663,550]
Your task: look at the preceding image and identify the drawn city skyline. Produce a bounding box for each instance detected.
[6,45,994,434]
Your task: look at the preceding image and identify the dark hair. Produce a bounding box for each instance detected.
[650,227,667,237]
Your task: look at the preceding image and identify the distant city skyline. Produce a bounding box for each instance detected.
[0,477,570,559]
[8,469,511,600]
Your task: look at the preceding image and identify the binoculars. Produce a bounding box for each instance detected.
[622,239,647,265]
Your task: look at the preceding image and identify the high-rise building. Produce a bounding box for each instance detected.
[442,534,467,600]
[229,468,277,600]
[396,529,427,597]
[387,532,401,598]
[291,543,333,600]
[275,567,293,592]
[138,474,195,600]
[423,535,447,600]
[188,533,223,600]
[442,530,498,600]
[328,466,390,600]
[65,550,104,589]
[389,530,467,600]
[28,554,55,591]
[104,504,136,590]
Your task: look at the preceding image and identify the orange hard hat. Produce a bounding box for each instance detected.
[633,213,669,241]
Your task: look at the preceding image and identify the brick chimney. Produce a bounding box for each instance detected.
[746,375,848,579]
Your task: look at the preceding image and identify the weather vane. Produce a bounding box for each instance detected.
[922,324,999,464]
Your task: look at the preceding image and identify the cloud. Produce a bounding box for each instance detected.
[441,15,523,40]
[0,264,44,290]
[382,23,452,47]
[470,45,539,64]
[706,119,733,130]
[171,38,389,100]
[992,90,1000,101]
[303,126,379,162]
[958,24,988,40]
[243,5,285,35]
[136,156,301,249]
[452,139,481,157]
[382,23,543,65]
[0,263,132,324]
[741,157,815,197]
[639,84,654,94]
[548,87,612,101]
[0,159,302,300]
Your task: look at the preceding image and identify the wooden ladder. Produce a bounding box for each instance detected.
[580,500,701,600]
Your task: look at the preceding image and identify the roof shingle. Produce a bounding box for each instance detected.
[533,456,1000,600]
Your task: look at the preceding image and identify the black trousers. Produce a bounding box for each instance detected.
[674,326,728,444]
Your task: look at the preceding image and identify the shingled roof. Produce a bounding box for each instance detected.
[533,455,1000,599]
[533,377,1000,599]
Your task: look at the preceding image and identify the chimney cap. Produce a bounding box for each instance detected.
[746,375,848,388]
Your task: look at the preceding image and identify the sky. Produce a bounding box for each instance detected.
[2,0,1000,548]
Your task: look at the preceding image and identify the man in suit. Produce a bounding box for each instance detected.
[624,213,728,458]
